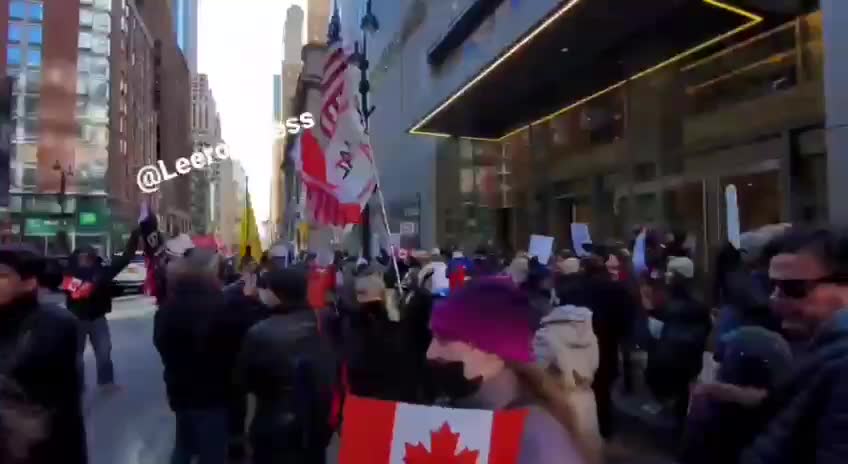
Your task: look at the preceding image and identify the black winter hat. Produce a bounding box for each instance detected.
[0,245,44,279]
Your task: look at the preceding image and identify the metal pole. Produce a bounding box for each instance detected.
[417,192,422,249]
[359,32,372,260]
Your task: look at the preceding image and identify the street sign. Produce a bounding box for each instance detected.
[399,221,416,236]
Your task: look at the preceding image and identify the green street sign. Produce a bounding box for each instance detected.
[25,218,70,236]
[79,212,97,226]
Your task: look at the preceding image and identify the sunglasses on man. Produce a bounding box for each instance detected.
[770,276,848,299]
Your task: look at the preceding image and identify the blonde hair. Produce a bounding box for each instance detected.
[508,362,603,464]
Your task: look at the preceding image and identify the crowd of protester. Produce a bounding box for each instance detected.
[0,210,847,464]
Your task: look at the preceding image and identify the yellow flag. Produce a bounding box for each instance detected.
[239,191,263,261]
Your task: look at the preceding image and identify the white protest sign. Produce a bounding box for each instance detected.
[528,234,555,265]
[725,184,741,249]
[571,223,593,257]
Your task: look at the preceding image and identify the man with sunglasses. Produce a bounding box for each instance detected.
[694,227,848,464]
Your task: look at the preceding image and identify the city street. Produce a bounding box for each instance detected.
[81,295,341,464]
[82,295,172,464]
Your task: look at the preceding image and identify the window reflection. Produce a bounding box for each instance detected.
[9,2,25,20]
[7,47,21,66]
[79,32,93,49]
[23,96,38,116]
[24,71,40,93]
[27,25,41,45]
[8,24,21,43]
[80,8,94,27]
[29,3,43,22]
[93,13,110,33]
[26,49,40,68]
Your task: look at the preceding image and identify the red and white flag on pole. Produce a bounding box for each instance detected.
[339,396,528,464]
[292,2,377,227]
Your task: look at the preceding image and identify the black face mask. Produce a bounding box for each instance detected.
[428,360,483,401]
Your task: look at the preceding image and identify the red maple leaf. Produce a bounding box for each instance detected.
[403,422,480,464]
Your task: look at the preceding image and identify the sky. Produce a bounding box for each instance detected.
[198,0,305,223]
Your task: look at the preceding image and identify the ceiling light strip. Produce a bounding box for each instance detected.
[409,0,583,134]
[414,0,762,142]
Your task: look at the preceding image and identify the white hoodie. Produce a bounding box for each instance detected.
[533,305,602,456]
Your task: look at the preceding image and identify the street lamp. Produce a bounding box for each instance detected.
[52,160,73,214]
[355,0,378,259]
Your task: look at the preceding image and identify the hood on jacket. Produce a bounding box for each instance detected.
[534,305,599,389]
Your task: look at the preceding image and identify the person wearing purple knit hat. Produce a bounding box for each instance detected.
[426,278,597,464]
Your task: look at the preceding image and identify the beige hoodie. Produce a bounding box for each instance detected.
[533,305,602,456]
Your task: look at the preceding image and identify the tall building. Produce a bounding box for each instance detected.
[272,74,282,123]
[0,0,165,254]
[270,5,305,243]
[209,155,245,251]
[171,0,197,74]
[306,0,331,45]
[370,0,827,262]
[136,0,192,236]
[190,74,220,234]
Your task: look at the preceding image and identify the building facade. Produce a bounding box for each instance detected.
[271,5,306,243]
[189,73,220,234]
[171,0,197,74]
[0,0,171,254]
[368,0,832,273]
[307,0,331,45]
[137,0,192,236]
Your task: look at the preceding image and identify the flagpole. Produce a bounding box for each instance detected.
[355,0,402,294]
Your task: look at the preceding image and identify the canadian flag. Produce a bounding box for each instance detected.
[339,396,527,464]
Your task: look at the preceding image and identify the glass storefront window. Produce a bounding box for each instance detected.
[27,25,42,45]
[8,24,21,43]
[9,2,25,20]
[720,171,782,234]
[7,47,21,67]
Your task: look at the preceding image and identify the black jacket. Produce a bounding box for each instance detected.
[559,275,638,382]
[647,286,712,398]
[739,310,848,464]
[0,295,86,464]
[236,305,337,462]
[153,282,234,411]
[338,301,421,402]
[66,229,139,320]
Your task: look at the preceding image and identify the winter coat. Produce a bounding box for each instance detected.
[646,286,712,398]
[338,302,421,402]
[153,282,235,411]
[454,369,589,464]
[714,270,783,361]
[419,261,449,295]
[533,305,602,458]
[236,306,337,462]
[558,276,637,384]
[65,229,139,320]
[739,310,848,464]
[0,295,86,464]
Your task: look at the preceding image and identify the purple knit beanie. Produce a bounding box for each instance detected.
[430,278,535,363]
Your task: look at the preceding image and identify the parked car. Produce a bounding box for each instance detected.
[112,251,146,293]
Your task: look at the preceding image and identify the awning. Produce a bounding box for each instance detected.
[410,0,770,140]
